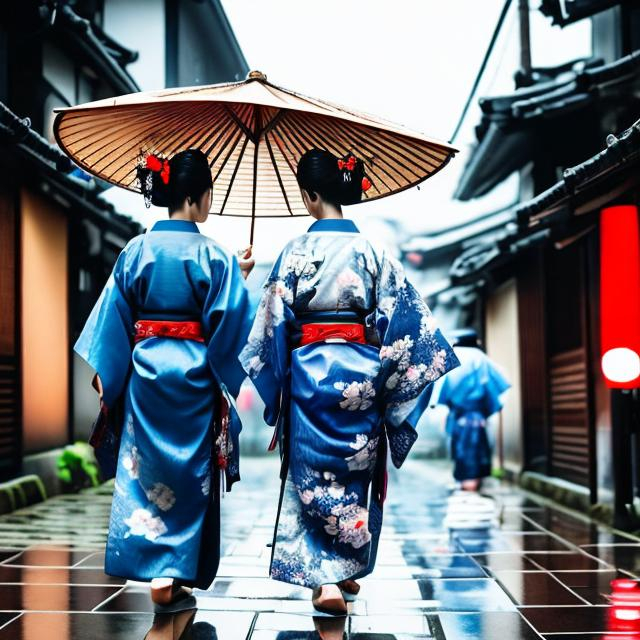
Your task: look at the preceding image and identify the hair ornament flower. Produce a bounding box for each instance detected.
[361,177,372,192]
[145,154,170,185]
[338,155,357,172]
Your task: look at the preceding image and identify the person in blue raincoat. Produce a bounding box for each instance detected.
[75,149,254,609]
[240,149,459,614]
[437,329,510,492]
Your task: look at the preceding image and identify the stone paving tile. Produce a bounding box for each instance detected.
[0,458,639,638]
[0,552,20,564]
[413,578,516,612]
[549,569,620,589]
[349,614,431,635]
[436,611,542,639]
[496,513,545,533]
[541,636,640,639]
[580,544,640,577]
[0,583,122,611]
[0,566,126,586]
[404,554,487,579]
[0,611,255,640]
[0,546,95,567]
[519,605,617,634]
[454,532,574,555]
[492,571,585,605]
[553,569,640,618]
[71,551,106,569]
[0,612,154,639]
[472,552,541,573]
[94,587,154,613]
[523,551,612,571]
[0,614,19,630]
[241,612,434,637]
[253,612,338,632]
[197,595,370,615]
[208,577,309,600]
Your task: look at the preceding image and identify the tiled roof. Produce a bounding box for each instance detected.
[0,101,142,238]
[450,117,640,281]
[455,52,640,201]
[57,5,140,95]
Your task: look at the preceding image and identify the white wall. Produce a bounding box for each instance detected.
[42,41,76,104]
[485,278,523,475]
[103,0,166,91]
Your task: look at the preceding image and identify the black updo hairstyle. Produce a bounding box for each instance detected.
[137,148,212,211]
[296,148,370,207]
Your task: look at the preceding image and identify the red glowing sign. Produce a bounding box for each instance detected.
[600,205,640,389]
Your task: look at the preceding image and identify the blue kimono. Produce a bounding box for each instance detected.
[240,218,459,588]
[75,219,252,588]
[437,345,510,481]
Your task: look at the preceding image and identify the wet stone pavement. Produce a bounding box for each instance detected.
[0,457,639,639]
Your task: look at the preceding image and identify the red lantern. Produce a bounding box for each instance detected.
[600,205,640,388]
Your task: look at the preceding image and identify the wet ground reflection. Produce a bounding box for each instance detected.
[0,460,639,638]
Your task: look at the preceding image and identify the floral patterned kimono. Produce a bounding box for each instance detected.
[240,218,459,588]
[75,219,252,588]
[438,345,510,481]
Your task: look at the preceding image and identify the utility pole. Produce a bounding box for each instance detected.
[611,389,636,528]
[517,0,533,87]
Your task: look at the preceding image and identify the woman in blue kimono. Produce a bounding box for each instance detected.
[437,329,510,491]
[240,149,459,614]
[75,149,254,610]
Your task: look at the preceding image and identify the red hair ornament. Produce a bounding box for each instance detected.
[338,155,357,172]
[145,154,170,185]
[338,154,372,193]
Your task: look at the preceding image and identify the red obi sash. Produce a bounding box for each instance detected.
[299,323,365,346]
[134,320,204,343]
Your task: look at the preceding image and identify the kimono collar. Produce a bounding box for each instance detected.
[151,220,200,233]
[307,218,359,233]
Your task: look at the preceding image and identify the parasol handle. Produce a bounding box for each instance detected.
[249,213,256,246]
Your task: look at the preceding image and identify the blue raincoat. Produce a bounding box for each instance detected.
[240,218,459,588]
[75,219,252,588]
[437,345,510,481]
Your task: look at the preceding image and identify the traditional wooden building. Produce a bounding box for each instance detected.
[406,1,640,525]
[0,0,247,488]
[450,119,639,521]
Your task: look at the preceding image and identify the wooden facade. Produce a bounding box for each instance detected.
[0,187,21,479]
[411,2,640,522]
[0,1,248,482]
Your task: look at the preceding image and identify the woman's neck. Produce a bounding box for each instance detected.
[315,202,343,220]
[169,211,195,222]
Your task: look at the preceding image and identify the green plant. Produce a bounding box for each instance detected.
[56,442,100,491]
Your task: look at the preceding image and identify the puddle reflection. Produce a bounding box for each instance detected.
[276,616,346,639]
[143,609,215,640]
[606,578,640,637]
[141,611,350,640]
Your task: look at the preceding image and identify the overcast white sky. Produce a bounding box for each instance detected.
[104,1,591,262]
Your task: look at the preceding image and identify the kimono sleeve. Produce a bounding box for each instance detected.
[202,248,253,399]
[74,248,134,409]
[482,358,511,415]
[439,349,511,418]
[239,251,294,426]
[375,251,460,467]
